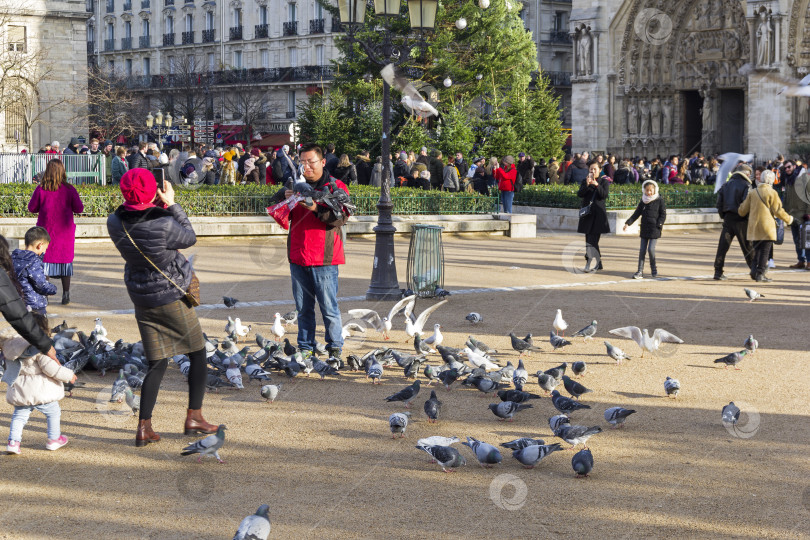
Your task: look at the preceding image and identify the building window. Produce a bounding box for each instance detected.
[126,58,133,76]
[233,50,242,69]
[108,59,115,72]
[259,5,268,25]
[88,24,95,43]
[124,21,132,38]
[261,49,269,68]
[143,56,151,76]
[168,55,175,74]
[314,2,322,19]
[187,54,195,71]
[166,15,174,34]
[287,90,296,117]
[185,13,193,32]
[205,11,214,31]
[5,101,27,144]
[288,47,296,67]
[7,25,26,52]
[288,2,296,22]
[208,52,215,71]
[315,44,323,65]
[553,11,564,32]
[232,7,242,27]
[107,23,115,40]
[143,19,150,37]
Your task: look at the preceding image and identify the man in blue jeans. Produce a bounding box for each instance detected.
[283,143,352,359]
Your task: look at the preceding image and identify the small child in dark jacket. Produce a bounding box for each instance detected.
[11,227,57,315]
[623,180,667,279]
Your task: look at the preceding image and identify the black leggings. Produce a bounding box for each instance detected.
[139,347,207,420]
[585,233,602,266]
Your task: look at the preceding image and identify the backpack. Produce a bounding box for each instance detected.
[514,176,523,193]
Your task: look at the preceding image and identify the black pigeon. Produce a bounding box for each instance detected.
[562,375,593,400]
[283,339,297,356]
[571,361,587,377]
[572,448,594,478]
[544,362,567,380]
[550,331,572,351]
[385,380,421,408]
[223,296,239,308]
[497,389,541,403]
[437,368,459,390]
[509,332,539,356]
[551,390,591,414]
[423,390,441,423]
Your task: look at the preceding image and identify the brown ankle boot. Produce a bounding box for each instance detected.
[135,419,160,447]
[184,409,217,435]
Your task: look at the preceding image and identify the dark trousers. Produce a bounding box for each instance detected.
[752,240,773,278]
[790,221,806,263]
[585,233,602,268]
[714,217,753,274]
[638,237,657,272]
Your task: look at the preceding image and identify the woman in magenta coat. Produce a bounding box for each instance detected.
[27,159,84,305]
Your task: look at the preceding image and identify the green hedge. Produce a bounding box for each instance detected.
[0,184,499,217]
[513,184,717,210]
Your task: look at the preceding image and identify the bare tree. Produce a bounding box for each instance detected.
[83,66,144,142]
[223,87,269,142]
[156,55,212,125]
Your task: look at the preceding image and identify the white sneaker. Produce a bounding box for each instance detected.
[768,259,775,269]
[6,440,20,455]
[45,435,68,451]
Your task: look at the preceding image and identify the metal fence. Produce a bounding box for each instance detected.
[0,153,106,185]
[513,186,717,210]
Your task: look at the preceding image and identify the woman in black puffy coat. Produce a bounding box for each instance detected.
[577,161,611,272]
[623,179,667,279]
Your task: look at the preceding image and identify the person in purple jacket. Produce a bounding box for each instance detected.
[27,159,84,305]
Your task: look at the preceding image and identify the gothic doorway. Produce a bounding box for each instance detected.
[682,90,702,155]
[719,89,744,153]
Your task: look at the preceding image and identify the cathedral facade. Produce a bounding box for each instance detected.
[569,0,810,160]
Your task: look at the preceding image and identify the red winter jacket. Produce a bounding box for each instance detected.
[496,165,518,192]
[288,174,351,266]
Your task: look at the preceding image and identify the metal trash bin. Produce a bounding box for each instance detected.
[406,225,444,298]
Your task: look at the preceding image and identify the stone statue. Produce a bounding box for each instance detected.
[627,98,638,134]
[578,27,593,76]
[650,98,662,136]
[662,98,673,135]
[710,0,722,29]
[639,99,650,136]
[701,90,714,133]
[756,11,772,66]
[797,98,809,134]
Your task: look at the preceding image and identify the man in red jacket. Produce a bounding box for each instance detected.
[284,143,351,360]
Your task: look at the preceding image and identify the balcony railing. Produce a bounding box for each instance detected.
[124,65,336,89]
[165,0,173,4]
[544,70,572,87]
[202,28,215,42]
[331,16,343,32]
[309,18,324,34]
[163,33,175,46]
[87,41,94,54]
[255,23,268,38]
[139,35,151,48]
[229,25,242,40]
[123,0,131,10]
[547,30,572,43]
[141,0,150,8]
[182,30,194,44]
[283,21,297,36]
[104,38,115,51]
[105,0,114,13]
[285,111,296,118]
[121,36,132,49]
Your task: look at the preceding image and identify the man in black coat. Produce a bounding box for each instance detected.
[455,152,469,178]
[517,152,535,186]
[127,142,151,169]
[428,150,444,190]
[713,164,755,280]
[324,143,338,176]
[354,150,372,185]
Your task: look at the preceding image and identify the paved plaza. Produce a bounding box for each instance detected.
[1,230,809,539]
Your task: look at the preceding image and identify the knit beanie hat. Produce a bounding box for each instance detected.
[120,169,157,211]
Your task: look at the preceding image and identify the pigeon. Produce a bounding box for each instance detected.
[422,364,442,385]
[551,390,591,414]
[63,379,86,397]
[233,504,271,540]
[561,375,593,400]
[462,436,502,468]
[389,411,411,438]
[463,347,500,371]
[381,63,440,118]
[226,361,244,389]
[312,358,340,379]
[604,341,631,364]
[555,424,602,449]
[465,312,483,324]
[124,387,139,415]
[550,332,572,351]
[512,443,563,469]
[722,402,740,425]
[467,335,497,355]
[604,406,636,428]
[417,436,460,447]
[544,362,567,381]
[348,295,416,340]
[608,326,683,357]
[415,444,466,472]
[282,338,297,356]
[549,414,570,432]
[489,401,533,421]
[207,373,235,392]
[223,296,239,309]
[260,384,282,403]
[181,424,228,463]
[423,390,442,423]
[744,334,758,353]
[664,376,681,398]
[497,389,540,403]
[714,350,747,370]
[414,334,435,355]
[500,437,546,450]
[366,359,384,384]
[474,377,506,395]
[572,448,593,478]
[385,380,421,408]
[537,373,559,394]
[405,299,449,339]
[281,310,298,326]
[225,316,238,338]
[571,361,587,377]
[572,320,597,340]
[271,313,285,341]
[512,359,528,391]
[509,332,539,356]
[553,309,568,336]
[744,288,763,302]
[93,318,107,338]
[245,359,272,382]
[422,324,443,347]
[110,369,129,402]
[437,368,459,390]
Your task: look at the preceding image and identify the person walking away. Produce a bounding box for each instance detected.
[443,155,460,192]
[577,161,611,272]
[281,143,352,361]
[220,150,237,185]
[484,157,498,189]
[255,150,268,185]
[11,227,56,315]
[107,169,218,447]
[334,154,357,185]
[355,151,373,186]
[548,157,560,184]
[713,164,755,280]
[370,156,383,188]
[111,146,129,184]
[565,155,589,185]
[324,143,339,176]
[737,169,793,281]
[394,152,410,185]
[27,159,83,305]
[496,155,518,213]
[623,180,666,279]
[780,160,810,269]
[127,142,150,169]
[534,158,549,184]
[4,312,76,455]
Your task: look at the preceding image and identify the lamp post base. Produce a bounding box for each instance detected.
[365,222,402,301]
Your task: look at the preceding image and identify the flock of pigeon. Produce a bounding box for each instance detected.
[1,288,763,539]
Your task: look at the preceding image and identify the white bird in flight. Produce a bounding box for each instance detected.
[608,326,683,357]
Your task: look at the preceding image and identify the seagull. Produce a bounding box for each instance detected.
[405,299,449,339]
[550,331,572,351]
[604,406,636,428]
[572,320,597,340]
[553,309,568,336]
[381,63,439,118]
[233,318,251,338]
[608,326,683,357]
[744,334,758,353]
[347,294,416,340]
[604,340,631,364]
[422,324,444,347]
[233,504,271,540]
[664,376,680,398]
[271,313,285,341]
[93,318,107,338]
[341,321,366,340]
[417,436,459,447]
[744,288,764,302]
[465,312,483,324]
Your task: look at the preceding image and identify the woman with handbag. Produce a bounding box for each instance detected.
[737,170,793,282]
[106,169,217,447]
[577,161,611,273]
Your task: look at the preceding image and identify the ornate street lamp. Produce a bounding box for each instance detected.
[336,0,438,301]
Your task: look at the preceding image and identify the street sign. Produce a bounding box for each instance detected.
[288,122,299,138]
[216,133,223,140]
[172,135,180,142]
[167,129,180,135]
